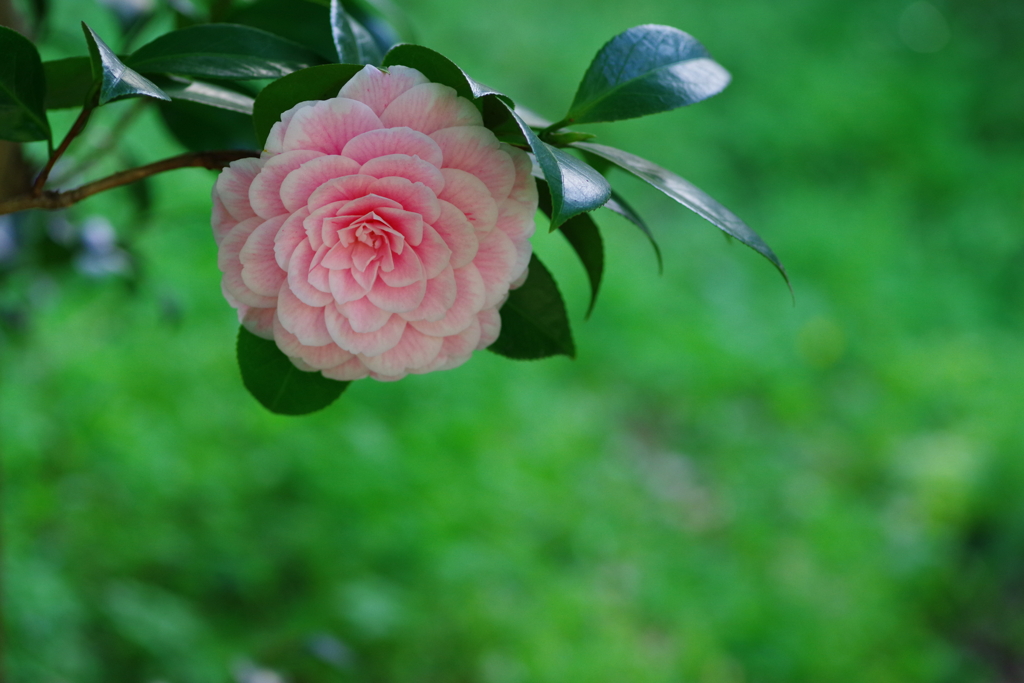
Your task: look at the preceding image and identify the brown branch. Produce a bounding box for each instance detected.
[0,150,259,216]
[32,95,98,196]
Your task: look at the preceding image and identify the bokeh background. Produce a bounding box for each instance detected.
[3,0,1024,680]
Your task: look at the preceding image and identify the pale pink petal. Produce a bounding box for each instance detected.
[322,356,371,381]
[240,214,287,297]
[220,216,277,307]
[373,207,422,245]
[431,126,515,203]
[325,304,407,356]
[274,208,309,269]
[504,143,538,206]
[350,259,380,291]
[362,325,444,376]
[241,307,276,339]
[264,101,315,154]
[273,314,354,370]
[366,275,426,313]
[287,240,333,307]
[432,199,478,269]
[340,65,431,115]
[368,177,440,224]
[341,127,443,167]
[379,244,424,288]
[329,268,370,305]
[412,223,451,279]
[307,174,377,212]
[282,98,383,155]
[510,267,529,289]
[359,154,445,195]
[380,83,482,135]
[320,241,353,270]
[476,306,502,349]
[399,266,456,323]
[211,190,237,245]
[409,264,485,337]
[495,196,538,242]
[280,155,361,212]
[473,227,518,308]
[249,150,323,219]
[289,357,317,372]
[214,157,262,221]
[277,285,332,346]
[435,315,482,370]
[438,168,498,233]
[337,296,393,333]
[335,194,404,217]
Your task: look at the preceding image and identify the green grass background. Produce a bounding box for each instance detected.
[3,0,1024,680]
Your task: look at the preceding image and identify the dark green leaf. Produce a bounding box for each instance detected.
[83,23,170,105]
[489,254,575,360]
[0,26,51,142]
[575,141,788,287]
[159,98,257,151]
[152,75,255,114]
[381,44,510,104]
[128,24,326,80]
[43,57,94,109]
[537,182,604,318]
[237,326,348,415]
[565,24,731,125]
[252,63,363,145]
[603,190,662,273]
[503,105,610,231]
[226,0,337,63]
[330,0,382,65]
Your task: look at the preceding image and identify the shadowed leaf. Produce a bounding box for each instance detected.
[0,26,51,142]
[489,254,575,360]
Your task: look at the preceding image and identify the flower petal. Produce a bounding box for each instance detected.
[287,240,333,307]
[409,264,485,337]
[211,190,237,245]
[434,315,482,371]
[373,207,423,246]
[368,176,440,224]
[240,214,287,297]
[214,157,262,222]
[379,243,424,288]
[264,100,315,154]
[362,325,444,376]
[399,265,456,323]
[476,306,502,349]
[282,98,383,155]
[322,356,371,381]
[339,64,430,116]
[273,314,354,370]
[380,82,482,135]
[280,155,361,213]
[359,154,445,195]
[274,208,309,269]
[337,295,394,333]
[277,285,332,346]
[341,127,443,167]
[432,199,478,269]
[307,174,378,213]
[329,267,371,305]
[412,223,451,279]
[437,168,498,233]
[431,126,515,203]
[505,143,538,206]
[325,303,407,356]
[220,216,277,307]
[366,275,426,313]
[249,149,323,219]
[473,226,518,308]
[241,306,276,339]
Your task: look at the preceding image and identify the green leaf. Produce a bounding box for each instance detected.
[237,326,348,415]
[0,25,51,142]
[603,190,662,273]
[488,254,575,360]
[158,98,257,151]
[331,0,382,65]
[43,57,93,109]
[128,24,326,80]
[503,105,610,231]
[153,76,255,114]
[564,24,731,125]
[83,23,170,106]
[575,141,788,287]
[537,182,604,318]
[226,0,337,63]
[381,44,509,104]
[252,63,363,145]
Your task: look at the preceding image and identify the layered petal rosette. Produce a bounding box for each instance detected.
[212,65,537,381]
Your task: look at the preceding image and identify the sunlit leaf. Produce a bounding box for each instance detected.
[565,24,731,125]
[0,26,51,142]
[538,182,604,318]
[237,326,348,415]
[489,254,575,360]
[83,22,170,106]
[154,76,255,114]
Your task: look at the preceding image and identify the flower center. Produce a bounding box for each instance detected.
[335,211,406,273]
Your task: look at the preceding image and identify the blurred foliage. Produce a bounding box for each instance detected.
[3,0,1024,681]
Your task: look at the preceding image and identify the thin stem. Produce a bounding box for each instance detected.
[50,98,150,187]
[1,150,259,216]
[32,92,99,196]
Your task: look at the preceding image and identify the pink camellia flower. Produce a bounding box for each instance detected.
[211,65,537,381]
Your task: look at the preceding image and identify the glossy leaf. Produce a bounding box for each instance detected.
[331,0,382,65]
[154,76,255,114]
[159,99,257,151]
[83,23,170,106]
[0,26,51,142]
[227,0,337,63]
[489,254,575,360]
[504,105,610,230]
[237,326,348,415]
[252,63,363,145]
[603,190,662,273]
[538,182,604,318]
[381,44,508,103]
[575,141,788,286]
[43,57,93,109]
[565,24,731,125]
[128,24,325,80]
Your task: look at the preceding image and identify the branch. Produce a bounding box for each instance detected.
[0,150,260,216]
[32,94,98,195]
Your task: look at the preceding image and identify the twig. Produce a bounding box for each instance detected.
[1,150,259,216]
[32,93,98,196]
[50,98,151,187]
